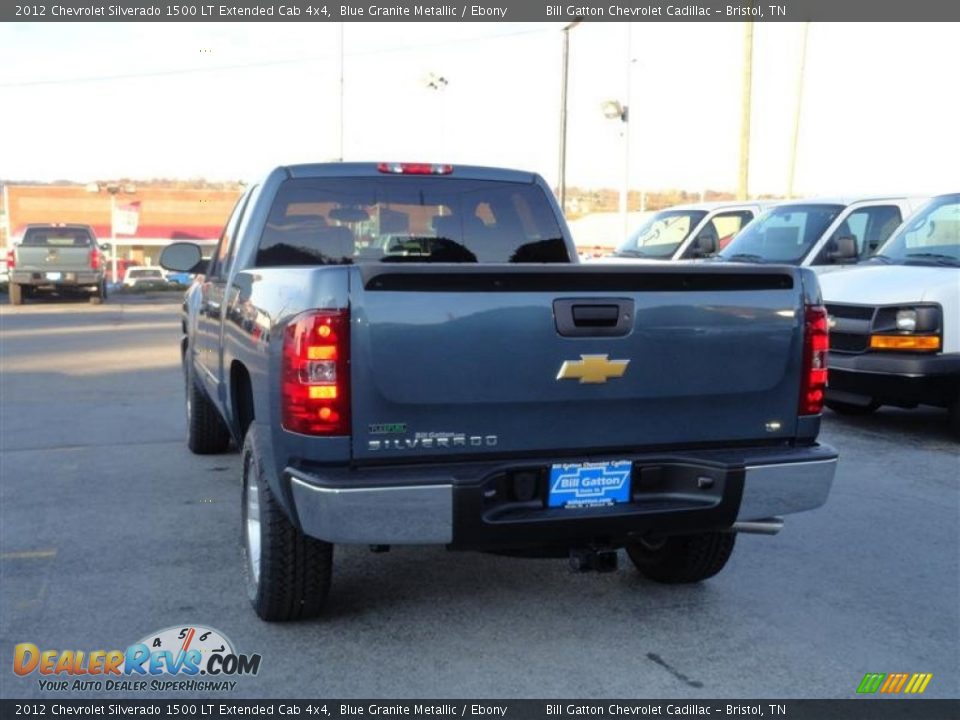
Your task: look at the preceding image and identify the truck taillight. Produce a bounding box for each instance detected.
[90,247,101,270]
[799,305,829,415]
[6,248,14,270]
[282,309,350,436]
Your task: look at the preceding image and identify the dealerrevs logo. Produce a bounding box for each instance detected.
[13,625,261,692]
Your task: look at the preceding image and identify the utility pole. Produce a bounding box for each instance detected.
[787,22,810,199]
[557,20,581,214]
[621,23,632,240]
[338,23,345,161]
[737,21,754,201]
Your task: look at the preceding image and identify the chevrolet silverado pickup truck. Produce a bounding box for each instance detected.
[7,223,109,305]
[819,193,960,435]
[160,162,838,621]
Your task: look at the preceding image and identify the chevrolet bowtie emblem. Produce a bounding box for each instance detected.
[556,354,630,384]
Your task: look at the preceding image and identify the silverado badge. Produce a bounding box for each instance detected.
[556,354,630,384]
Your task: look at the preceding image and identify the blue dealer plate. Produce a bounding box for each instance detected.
[548,460,632,508]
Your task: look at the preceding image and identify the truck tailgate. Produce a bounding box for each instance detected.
[350,266,805,461]
[16,246,92,272]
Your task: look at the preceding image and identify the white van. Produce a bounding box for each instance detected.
[818,193,960,435]
[596,201,772,262]
[717,196,927,272]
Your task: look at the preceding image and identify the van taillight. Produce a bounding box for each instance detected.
[799,305,829,415]
[282,309,350,436]
[90,247,101,270]
[6,248,14,270]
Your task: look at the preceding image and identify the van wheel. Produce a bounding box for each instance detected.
[626,532,736,584]
[949,399,960,441]
[185,360,232,454]
[242,425,333,621]
[826,400,879,416]
[9,283,23,305]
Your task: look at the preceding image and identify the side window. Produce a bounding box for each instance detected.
[208,192,249,279]
[818,205,902,263]
[711,211,754,250]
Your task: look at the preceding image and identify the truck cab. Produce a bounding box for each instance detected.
[717,197,927,271]
[596,201,771,263]
[818,193,960,435]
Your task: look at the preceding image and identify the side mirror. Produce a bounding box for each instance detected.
[830,235,858,263]
[692,233,718,257]
[160,242,207,274]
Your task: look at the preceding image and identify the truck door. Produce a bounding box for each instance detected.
[194,192,250,395]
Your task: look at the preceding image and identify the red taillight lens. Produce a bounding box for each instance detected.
[377,162,453,175]
[6,248,14,270]
[90,247,101,270]
[282,309,350,436]
[799,305,829,415]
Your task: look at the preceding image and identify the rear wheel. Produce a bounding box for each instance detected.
[89,281,107,304]
[626,532,736,584]
[9,283,23,305]
[242,425,333,621]
[185,359,232,454]
[826,400,879,416]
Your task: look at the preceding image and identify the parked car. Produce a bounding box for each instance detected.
[716,196,927,271]
[164,271,194,287]
[595,201,773,262]
[818,193,960,435]
[122,266,168,290]
[7,223,109,305]
[161,162,837,621]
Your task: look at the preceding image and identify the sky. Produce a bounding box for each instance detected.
[0,21,957,198]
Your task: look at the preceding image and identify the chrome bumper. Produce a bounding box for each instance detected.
[288,453,837,545]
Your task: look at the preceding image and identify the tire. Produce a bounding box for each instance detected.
[89,281,107,304]
[9,283,23,305]
[241,425,333,621]
[949,399,960,441]
[626,532,736,584]
[185,359,232,454]
[826,400,879,416]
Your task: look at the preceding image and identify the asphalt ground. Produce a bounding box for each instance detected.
[1,296,957,701]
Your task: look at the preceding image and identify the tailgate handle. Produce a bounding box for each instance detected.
[572,304,619,327]
[554,298,633,337]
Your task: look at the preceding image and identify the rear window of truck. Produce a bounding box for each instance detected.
[21,228,92,247]
[255,177,569,266]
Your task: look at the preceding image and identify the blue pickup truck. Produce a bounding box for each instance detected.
[161,162,838,621]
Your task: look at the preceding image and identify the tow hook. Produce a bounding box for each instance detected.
[569,546,619,573]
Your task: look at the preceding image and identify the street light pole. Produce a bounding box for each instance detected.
[737,21,754,201]
[338,22,345,162]
[557,20,581,214]
[109,190,118,284]
[787,21,810,198]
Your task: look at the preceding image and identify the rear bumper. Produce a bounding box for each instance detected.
[287,444,838,548]
[827,352,960,407]
[12,271,102,286]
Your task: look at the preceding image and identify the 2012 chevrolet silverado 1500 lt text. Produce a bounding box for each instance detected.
[160,162,838,621]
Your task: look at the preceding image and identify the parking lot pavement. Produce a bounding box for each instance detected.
[1,299,957,700]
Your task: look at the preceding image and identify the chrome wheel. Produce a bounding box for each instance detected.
[244,456,262,586]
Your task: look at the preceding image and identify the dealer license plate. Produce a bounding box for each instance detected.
[548,460,632,508]
[45,272,62,280]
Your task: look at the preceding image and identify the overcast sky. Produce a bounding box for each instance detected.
[0,21,956,198]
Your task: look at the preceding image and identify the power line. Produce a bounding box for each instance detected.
[0,26,552,89]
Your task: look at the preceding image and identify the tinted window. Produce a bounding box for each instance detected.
[22,227,92,247]
[719,204,844,263]
[254,177,568,267]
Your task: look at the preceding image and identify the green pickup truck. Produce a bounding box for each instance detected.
[7,224,109,305]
